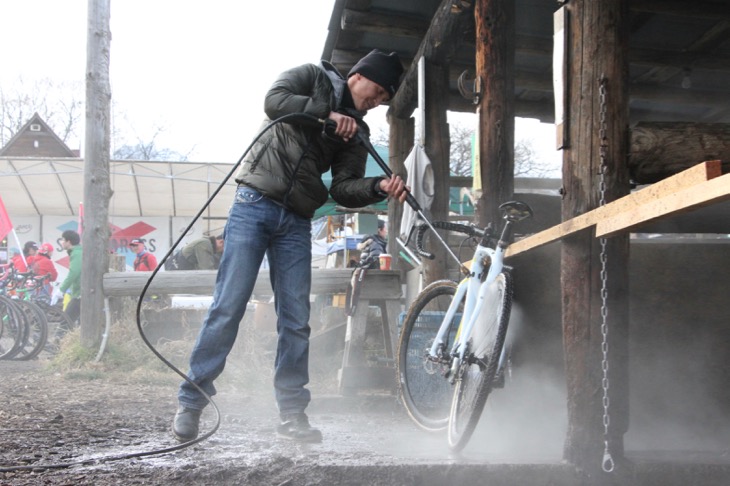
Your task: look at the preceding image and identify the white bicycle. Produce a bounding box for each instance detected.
[396,201,533,451]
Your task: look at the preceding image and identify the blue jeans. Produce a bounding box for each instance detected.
[178,185,313,416]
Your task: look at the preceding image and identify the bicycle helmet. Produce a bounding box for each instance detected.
[39,243,54,256]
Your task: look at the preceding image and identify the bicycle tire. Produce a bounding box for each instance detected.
[14,299,48,361]
[448,271,513,451]
[0,296,27,360]
[396,279,464,431]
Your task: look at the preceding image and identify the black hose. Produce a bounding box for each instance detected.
[0,112,322,473]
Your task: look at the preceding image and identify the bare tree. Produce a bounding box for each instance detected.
[449,122,473,176]
[0,77,83,147]
[0,81,192,161]
[515,137,555,177]
[113,126,191,161]
[449,121,555,178]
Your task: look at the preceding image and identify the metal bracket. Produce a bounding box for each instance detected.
[457,70,482,105]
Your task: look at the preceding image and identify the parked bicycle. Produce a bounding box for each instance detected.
[0,292,26,360]
[0,264,71,359]
[0,263,31,359]
[396,200,533,451]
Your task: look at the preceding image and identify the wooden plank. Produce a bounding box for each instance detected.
[102,268,401,299]
[505,160,722,257]
[597,171,730,237]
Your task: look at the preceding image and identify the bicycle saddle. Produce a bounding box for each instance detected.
[499,201,533,222]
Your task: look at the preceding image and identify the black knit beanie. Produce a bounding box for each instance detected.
[348,49,404,98]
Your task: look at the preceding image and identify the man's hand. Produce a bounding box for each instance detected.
[327,112,358,142]
[378,176,409,204]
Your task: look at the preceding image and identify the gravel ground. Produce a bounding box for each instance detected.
[2,332,729,485]
[0,349,464,485]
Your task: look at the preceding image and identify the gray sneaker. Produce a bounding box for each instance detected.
[172,406,202,442]
[276,413,322,443]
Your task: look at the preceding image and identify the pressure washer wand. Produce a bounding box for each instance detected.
[354,130,470,276]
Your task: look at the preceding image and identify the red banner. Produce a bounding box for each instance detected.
[0,195,13,241]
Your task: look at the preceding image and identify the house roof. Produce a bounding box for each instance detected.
[0,113,77,158]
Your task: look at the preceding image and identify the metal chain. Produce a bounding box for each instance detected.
[598,75,614,473]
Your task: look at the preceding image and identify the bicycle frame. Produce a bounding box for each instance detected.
[428,222,512,367]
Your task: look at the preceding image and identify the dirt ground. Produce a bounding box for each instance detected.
[0,357,422,486]
[0,316,504,486]
[2,313,729,486]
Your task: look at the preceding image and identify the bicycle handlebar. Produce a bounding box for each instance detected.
[415,221,485,260]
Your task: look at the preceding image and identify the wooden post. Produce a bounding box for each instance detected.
[81,0,112,349]
[388,114,414,271]
[562,0,631,470]
[422,61,451,284]
[474,0,515,227]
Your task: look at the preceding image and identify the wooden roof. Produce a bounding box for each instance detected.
[322,0,730,124]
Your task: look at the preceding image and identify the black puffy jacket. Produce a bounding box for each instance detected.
[235,61,386,218]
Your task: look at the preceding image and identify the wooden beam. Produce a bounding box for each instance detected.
[102,268,402,300]
[597,169,730,237]
[388,0,474,119]
[631,0,730,20]
[505,160,722,257]
[629,122,730,183]
[341,8,429,39]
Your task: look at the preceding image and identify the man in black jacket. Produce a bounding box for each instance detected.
[174,50,407,443]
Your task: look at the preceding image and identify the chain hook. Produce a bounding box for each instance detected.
[602,440,615,472]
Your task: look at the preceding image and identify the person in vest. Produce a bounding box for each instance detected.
[357,219,388,269]
[173,49,407,444]
[180,235,224,270]
[129,238,158,271]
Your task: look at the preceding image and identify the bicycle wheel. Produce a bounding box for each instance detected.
[397,279,464,431]
[14,300,48,360]
[448,271,513,451]
[0,296,27,360]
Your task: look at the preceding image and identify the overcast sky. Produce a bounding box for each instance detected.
[1,0,560,173]
[1,0,340,161]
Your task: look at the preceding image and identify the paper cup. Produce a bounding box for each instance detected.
[379,254,392,270]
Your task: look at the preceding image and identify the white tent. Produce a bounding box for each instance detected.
[0,156,239,218]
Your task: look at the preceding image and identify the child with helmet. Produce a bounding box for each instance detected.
[31,243,58,297]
